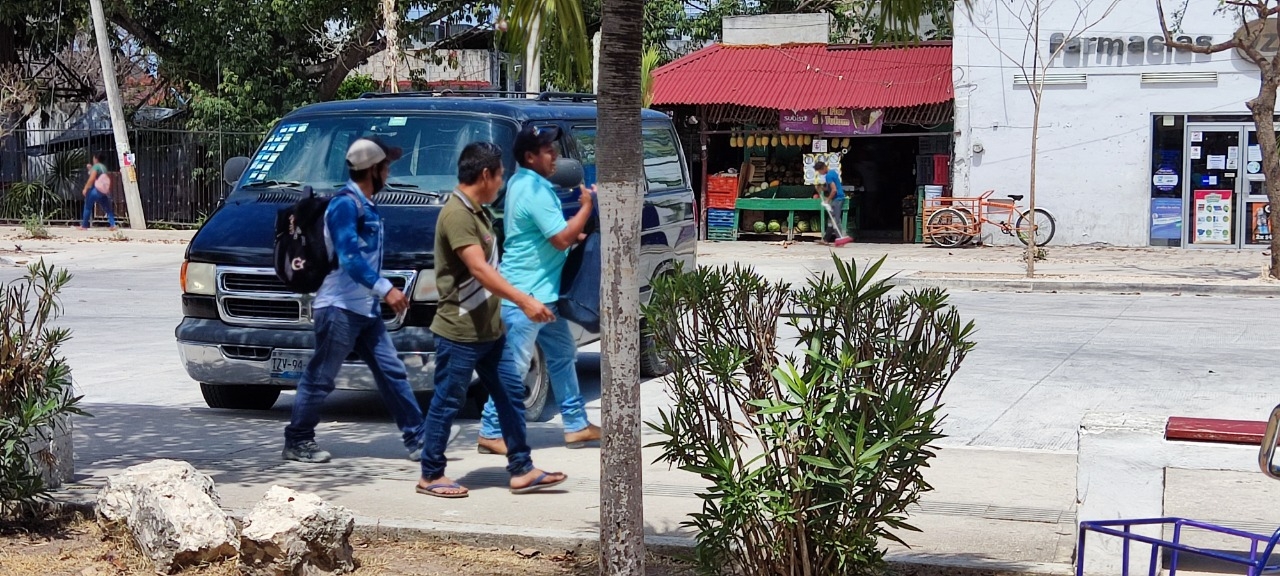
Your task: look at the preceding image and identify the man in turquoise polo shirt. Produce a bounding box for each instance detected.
[477,125,600,455]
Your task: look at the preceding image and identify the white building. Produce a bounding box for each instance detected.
[954,0,1270,248]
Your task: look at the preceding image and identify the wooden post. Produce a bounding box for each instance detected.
[699,127,708,241]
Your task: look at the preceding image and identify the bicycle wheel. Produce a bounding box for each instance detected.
[1015,208,1056,246]
[927,208,972,248]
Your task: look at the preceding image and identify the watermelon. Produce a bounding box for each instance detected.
[753,221,767,233]
[768,220,782,233]
[796,220,810,233]
[810,218,820,231]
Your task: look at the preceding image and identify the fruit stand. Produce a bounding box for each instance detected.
[735,196,851,241]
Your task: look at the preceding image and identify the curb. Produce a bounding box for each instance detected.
[49,490,1073,576]
[898,276,1280,297]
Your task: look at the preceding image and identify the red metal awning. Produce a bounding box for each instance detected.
[651,42,953,112]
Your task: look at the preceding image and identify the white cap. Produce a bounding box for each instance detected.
[346,138,402,171]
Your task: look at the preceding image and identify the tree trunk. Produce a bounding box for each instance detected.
[382,0,399,93]
[596,0,646,573]
[1026,89,1041,278]
[1248,76,1280,279]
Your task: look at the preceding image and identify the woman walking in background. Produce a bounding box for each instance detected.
[79,153,118,231]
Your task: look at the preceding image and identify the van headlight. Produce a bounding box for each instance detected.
[181,261,216,295]
[411,271,438,301]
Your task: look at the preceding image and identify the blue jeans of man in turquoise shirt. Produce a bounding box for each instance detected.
[479,167,589,438]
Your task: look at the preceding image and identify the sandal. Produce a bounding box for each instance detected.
[416,481,469,499]
[510,471,567,494]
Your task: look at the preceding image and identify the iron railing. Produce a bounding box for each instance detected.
[1,127,262,227]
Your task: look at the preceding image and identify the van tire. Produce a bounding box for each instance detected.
[639,331,670,377]
[200,383,281,410]
[470,344,552,422]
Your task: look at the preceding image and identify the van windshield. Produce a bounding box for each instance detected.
[240,113,519,193]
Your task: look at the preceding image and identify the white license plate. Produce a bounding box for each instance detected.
[270,351,310,380]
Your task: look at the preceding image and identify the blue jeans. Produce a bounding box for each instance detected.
[81,190,117,228]
[825,198,845,241]
[284,306,425,450]
[422,335,533,479]
[480,303,588,439]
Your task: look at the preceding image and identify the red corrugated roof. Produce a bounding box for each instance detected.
[652,42,952,111]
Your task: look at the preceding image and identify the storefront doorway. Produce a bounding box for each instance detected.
[1184,123,1270,248]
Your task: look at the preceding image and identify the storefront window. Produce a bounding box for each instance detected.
[1149,115,1184,246]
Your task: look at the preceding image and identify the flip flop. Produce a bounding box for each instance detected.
[510,472,567,494]
[416,482,469,499]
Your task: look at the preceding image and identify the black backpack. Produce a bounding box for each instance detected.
[273,187,362,293]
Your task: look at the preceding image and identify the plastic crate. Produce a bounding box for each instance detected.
[707,228,738,241]
[707,175,739,194]
[707,208,736,228]
[707,189,738,209]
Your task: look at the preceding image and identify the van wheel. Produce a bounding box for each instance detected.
[523,345,552,422]
[200,383,281,410]
[471,345,553,422]
[639,331,670,377]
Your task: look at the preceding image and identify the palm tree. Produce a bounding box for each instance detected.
[497,0,592,90]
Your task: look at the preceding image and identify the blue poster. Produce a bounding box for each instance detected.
[1150,198,1182,240]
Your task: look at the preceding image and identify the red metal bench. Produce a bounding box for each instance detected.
[1165,417,1267,446]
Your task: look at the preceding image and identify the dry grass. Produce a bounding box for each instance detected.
[0,514,696,576]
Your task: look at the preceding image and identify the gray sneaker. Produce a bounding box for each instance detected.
[282,441,331,463]
[408,424,460,461]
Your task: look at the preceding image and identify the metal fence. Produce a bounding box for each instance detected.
[2,127,262,227]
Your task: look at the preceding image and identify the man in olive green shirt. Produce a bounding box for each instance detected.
[418,141,565,498]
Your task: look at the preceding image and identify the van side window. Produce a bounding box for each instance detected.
[571,125,685,191]
[643,127,684,191]
[571,126,597,187]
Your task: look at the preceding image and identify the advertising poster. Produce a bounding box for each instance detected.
[1193,190,1233,244]
[1249,201,1272,244]
[803,153,842,185]
[779,109,885,135]
[1149,198,1182,241]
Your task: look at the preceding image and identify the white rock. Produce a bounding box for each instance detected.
[96,459,238,572]
[239,485,356,576]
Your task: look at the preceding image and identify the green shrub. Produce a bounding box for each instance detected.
[0,261,85,519]
[644,255,976,575]
[336,73,381,100]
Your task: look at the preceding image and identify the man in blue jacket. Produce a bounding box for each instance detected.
[477,125,600,455]
[283,138,425,464]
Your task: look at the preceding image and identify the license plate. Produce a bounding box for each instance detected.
[270,350,310,380]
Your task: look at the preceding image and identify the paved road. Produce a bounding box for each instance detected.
[5,242,1277,454]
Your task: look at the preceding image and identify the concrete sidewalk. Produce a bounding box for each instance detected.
[59,404,1280,575]
[698,241,1277,296]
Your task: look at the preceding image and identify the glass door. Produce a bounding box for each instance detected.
[1245,131,1272,246]
[1185,126,1245,247]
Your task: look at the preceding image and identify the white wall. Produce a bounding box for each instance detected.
[355,48,493,87]
[955,0,1259,246]
[722,14,832,45]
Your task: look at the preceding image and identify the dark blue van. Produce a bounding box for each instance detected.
[175,92,696,419]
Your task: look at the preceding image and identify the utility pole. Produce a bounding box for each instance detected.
[382,0,399,93]
[596,0,645,572]
[88,0,146,229]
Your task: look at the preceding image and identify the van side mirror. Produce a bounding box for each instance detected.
[223,156,250,187]
[550,158,585,189]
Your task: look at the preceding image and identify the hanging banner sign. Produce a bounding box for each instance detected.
[780,108,885,135]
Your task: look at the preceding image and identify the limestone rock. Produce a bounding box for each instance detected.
[96,460,238,573]
[239,485,356,576]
